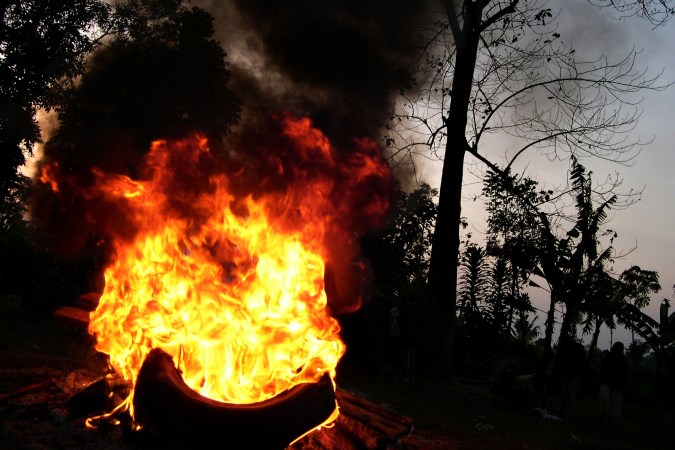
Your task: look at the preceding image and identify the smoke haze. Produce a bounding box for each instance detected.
[29,1,434,312]
[197,0,434,147]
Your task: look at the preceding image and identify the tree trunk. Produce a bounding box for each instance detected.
[558,300,581,344]
[558,309,572,344]
[505,270,518,338]
[541,289,557,370]
[427,3,482,379]
[588,318,603,363]
[427,140,465,378]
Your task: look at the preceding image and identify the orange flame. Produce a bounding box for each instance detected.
[39,115,392,424]
[39,161,61,193]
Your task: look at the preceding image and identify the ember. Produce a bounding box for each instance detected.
[38,114,393,443]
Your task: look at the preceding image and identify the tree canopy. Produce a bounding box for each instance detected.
[1,0,112,232]
[28,0,241,259]
[385,0,671,376]
[1,0,241,310]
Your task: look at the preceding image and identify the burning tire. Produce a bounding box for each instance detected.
[133,348,337,449]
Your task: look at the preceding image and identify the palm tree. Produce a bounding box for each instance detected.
[483,156,621,369]
[620,266,661,343]
[512,311,540,347]
[555,157,618,340]
[582,267,621,362]
[457,244,490,321]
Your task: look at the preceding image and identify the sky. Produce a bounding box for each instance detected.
[199,0,674,349]
[27,1,672,351]
[413,1,675,349]
[150,0,675,349]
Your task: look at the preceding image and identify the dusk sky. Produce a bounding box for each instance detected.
[415,1,675,347]
[178,0,675,348]
[27,1,672,349]
[9,5,674,446]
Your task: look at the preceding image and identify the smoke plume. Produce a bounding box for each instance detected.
[199,0,433,146]
[29,1,434,311]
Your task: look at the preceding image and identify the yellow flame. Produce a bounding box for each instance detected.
[87,136,345,417]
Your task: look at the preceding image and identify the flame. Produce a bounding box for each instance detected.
[39,161,61,193]
[39,115,392,426]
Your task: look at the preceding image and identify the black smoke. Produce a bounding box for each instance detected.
[200,0,435,147]
[29,1,435,308]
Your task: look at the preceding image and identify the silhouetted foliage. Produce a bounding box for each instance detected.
[458,244,490,318]
[1,1,241,313]
[53,2,240,155]
[1,0,112,233]
[361,183,437,302]
[0,1,115,311]
[454,239,538,373]
[481,156,662,371]
[455,244,496,370]
[385,0,668,378]
[623,294,675,377]
[30,0,241,262]
[351,183,437,374]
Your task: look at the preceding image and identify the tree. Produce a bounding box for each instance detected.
[555,156,619,341]
[580,265,659,362]
[457,243,490,319]
[484,167,561,363]
[484,163,541,340]
[360,182,438,301]
[30,0,241,259]
[52,1,240,153]
[483,156,642,369]
[0,0,112,233]
[385,0,669,376]
[624,295,675,375]
[0,1,117,311]
[356,183,437,372]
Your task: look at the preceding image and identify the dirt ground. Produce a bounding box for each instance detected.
[1,302,674,449]
[335,360,675,450]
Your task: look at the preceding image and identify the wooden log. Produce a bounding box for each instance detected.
[75,292,101,311]
[292,415,364,450]
[291,389,414,450]
[337,388,413,441]
[53,292,99,329]
[0,379,54,402]
[133,348,337,450]
[53,306,90,328]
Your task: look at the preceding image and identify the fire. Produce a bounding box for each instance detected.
[92,187,343,405]
[39,115,392,425]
